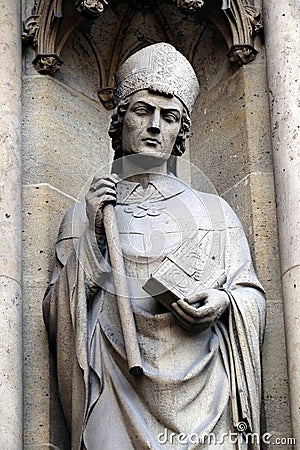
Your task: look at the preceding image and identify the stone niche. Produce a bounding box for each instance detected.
[22,0,291,448]
[55,0,235,101]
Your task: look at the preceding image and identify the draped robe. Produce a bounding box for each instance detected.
[43,174,265,450]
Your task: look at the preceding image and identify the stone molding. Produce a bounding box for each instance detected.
[222,3,262,64]
[32,54,63,75]
[76,0,108,19]
[23,0,263,77]
[227,44,257,65]
[173,0,205,11]
[174,0,262,65]
[22,15,39,48]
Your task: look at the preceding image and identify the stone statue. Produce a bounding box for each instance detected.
[43,43,266,449]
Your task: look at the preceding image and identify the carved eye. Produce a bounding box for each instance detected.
[163,112,179,123]
[133,105,150,115]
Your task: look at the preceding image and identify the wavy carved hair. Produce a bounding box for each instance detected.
[108,92,191,160]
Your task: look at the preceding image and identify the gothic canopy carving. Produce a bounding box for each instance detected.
[23,0,263,75]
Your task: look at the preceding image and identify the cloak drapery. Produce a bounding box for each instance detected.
[43,175,265,450]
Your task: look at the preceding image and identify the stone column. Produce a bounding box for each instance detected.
[0,0,23,447]
[264,0,300,443]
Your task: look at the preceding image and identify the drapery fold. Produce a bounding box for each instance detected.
[43,178,265,450]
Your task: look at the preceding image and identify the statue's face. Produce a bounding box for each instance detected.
[121,90,183,161]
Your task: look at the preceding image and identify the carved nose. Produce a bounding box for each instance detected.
[147,110,161,134]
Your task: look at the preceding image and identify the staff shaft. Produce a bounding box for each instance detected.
[102,203,143,376]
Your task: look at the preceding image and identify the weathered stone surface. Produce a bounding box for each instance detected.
[22,76,113,197]
[264,0,300,440]
[0,0,23,447]
[0,279,22,448]
[223,172,292,440]
[281,267,300,445]
[190,61,272,195]
[23,184,75,449]
[55,30,101,103]
[262,303,292,449]
[22,74,113,449]
[265,0,300,270]
[224,173,280,289]
[22,51,113,450]
[222,175,253,244]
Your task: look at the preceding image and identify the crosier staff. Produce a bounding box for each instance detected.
[102,202,144,376]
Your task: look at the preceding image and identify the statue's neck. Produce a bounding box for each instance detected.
[121,157,168,189]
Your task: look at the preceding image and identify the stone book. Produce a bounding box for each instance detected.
[143,229,226,309]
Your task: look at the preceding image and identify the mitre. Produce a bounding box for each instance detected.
[115,42,200,114]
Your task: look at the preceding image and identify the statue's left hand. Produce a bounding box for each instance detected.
[171,289,230,332]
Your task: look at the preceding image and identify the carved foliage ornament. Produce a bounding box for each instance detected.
[32,54,63,75]
[173,0,205,11]
[22,15,39,48]
[23,0,263,77]
[98,88,116,110]
[222,1,263,65]
[76,0,108,19]
[245,5,263,35]
[22,0,109,76]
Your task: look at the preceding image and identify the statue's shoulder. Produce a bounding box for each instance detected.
[189,188,242,229]
[55,201,88,266]
[56,201,88,242]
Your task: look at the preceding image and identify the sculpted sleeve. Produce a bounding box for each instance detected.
[42,201,111,449]
[218,198,266,440]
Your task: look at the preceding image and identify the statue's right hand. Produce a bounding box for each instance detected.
[85,173,119,234]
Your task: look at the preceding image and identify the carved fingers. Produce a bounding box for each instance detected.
[171,289,230,332]
[85,173,119,233]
